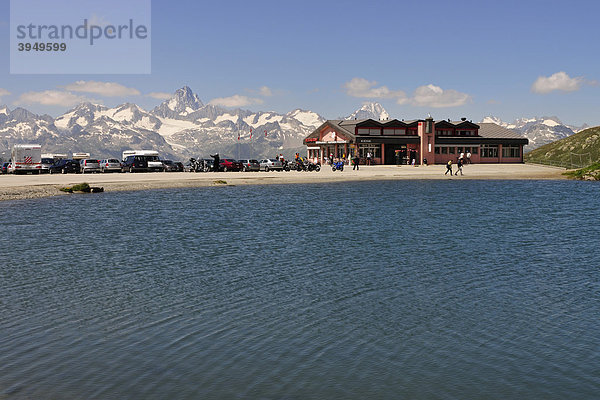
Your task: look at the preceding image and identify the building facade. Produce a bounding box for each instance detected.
[304,117,528,165]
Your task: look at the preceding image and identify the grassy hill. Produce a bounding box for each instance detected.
[524,126,600,168]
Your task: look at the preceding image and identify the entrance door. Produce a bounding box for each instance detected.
[384,144,407,165]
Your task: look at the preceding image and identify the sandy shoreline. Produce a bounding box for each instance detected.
[0,164,568,201]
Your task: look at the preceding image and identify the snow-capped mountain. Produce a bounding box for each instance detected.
[151,86,204,119]
[346,102,390,121]
[480,116,588,151]
[0,104,176,160]
[0,87,327,160]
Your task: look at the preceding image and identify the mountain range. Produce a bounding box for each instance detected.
[481,116,588,151]
[0,88,592,160]
[0,87,326,161]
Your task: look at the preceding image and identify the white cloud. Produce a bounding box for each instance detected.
[62,80,140,97]
[14,90,95,107]
[208,95,263,108]
[531,71,584,94]
[147,92,173,100]
[343,77,407,100]
[259,86,273,97]
[0,88,10,99]
[411,84,471,108]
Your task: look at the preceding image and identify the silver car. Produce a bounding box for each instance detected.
[259,159,283,171]
[239,159,260,172]
[100,159,122,173]
[41,157,54,173]
[80,159,101,173]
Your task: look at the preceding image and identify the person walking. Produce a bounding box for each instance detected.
[445,160,453,176]
[366,152,372,165]
[456,158,464,176]
[210,153,220,172]
[466,151,472,164]
[353,153,360,170]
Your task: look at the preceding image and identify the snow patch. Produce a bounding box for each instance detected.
[289,110,323,127]
[157,117,198,137]
[215,113,239,124]
[542,119,560,127]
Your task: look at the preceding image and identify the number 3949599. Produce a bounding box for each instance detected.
[17,43,67,51]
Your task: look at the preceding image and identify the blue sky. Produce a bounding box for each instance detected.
[1,0,599,125]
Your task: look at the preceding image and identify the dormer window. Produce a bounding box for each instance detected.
[357,128,381,135]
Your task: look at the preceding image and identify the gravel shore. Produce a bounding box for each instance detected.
[0,164,568,202]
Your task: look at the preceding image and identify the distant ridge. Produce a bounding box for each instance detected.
[524,126,600,168]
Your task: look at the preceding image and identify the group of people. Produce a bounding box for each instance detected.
[445,151,471,176]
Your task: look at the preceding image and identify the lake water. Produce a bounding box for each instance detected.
[1,180,599,399]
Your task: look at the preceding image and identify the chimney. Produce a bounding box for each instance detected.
[461,117,467,121]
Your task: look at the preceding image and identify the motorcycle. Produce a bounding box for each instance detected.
[189,158,210,172]
[280,160,291,172]
[331,160,344,172]
[306,161,321,172]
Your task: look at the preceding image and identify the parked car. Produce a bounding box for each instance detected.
[162,160,178,172]
[174,161,184,172]
[239,159,260,172]
[1,162,9,174]
[80,159,101,173]
[259,159,283,171]
[41,157,54,173]
[49,159,80,174]
[100,159,122,173]
[219,158,243,172]
[122,155,164,172]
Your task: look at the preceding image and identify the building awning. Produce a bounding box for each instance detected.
[307,146,320,150]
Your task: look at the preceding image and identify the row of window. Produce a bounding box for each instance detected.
[436,130,477,136]
[357,128,478,136]
[435,146,479,155]
[433,145,521,158]
[357,128,415,136]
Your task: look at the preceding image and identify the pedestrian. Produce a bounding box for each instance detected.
[353,153,360,170]
[456,158,464,176]
[466,151,472,164]
[210,153,220,172]
[459,151,465,161]
[366,152,372,165]
[445,160,453,176]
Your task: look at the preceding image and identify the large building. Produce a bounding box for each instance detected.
[304,117,528,165]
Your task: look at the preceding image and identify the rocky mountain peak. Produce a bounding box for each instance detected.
[151,86,204,119]
[346,102,390,121]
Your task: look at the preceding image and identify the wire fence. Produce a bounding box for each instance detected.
[526,152,595,169]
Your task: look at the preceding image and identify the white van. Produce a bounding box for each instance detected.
[9,144,42,174]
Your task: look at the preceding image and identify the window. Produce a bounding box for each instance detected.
[383,128,406,135]
[436,130,452,136]
[457,147,463,153]
[359,144,381,158]
[357,128,381,135]
[434,146,440,154]
[441,147,448,154]
[449,147,455,154]
[502,145,520,158]
[481,145,498,158]
[471,147,478,154]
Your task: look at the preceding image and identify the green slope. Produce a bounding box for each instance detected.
[525,126,600,168]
